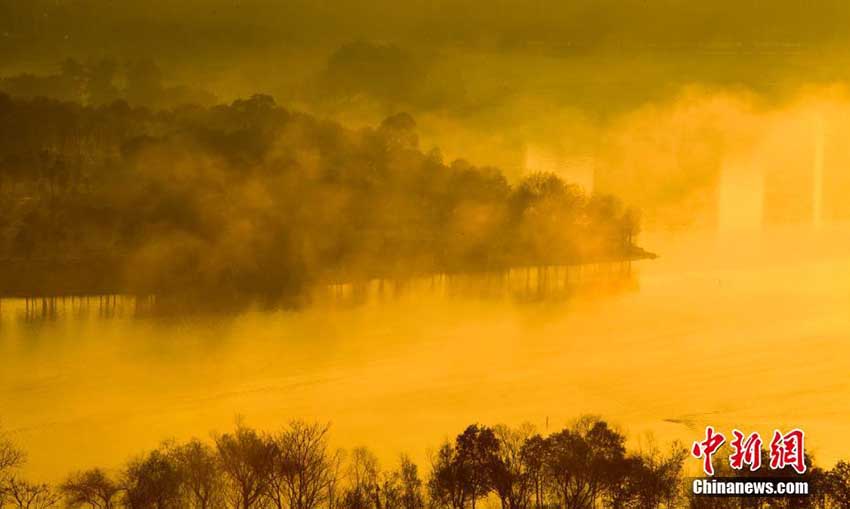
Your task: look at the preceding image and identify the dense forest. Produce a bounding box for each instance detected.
[4,1,850,116]
[0,417,844,509]
[3,1,850,234]
[0,92,644,301]
[3,1,850,61]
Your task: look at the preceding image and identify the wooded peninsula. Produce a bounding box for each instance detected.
[0,93,647,302]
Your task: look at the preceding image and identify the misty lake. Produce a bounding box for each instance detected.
[3,224,850,480]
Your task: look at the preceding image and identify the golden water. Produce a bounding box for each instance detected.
[2,224,850,480]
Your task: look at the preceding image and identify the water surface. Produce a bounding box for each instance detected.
[2,225,850,480]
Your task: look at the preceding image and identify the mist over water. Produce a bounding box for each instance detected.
[4,0,850,490]
[3,76,850,482]
[3,221,850,480]
[2,79,850,483]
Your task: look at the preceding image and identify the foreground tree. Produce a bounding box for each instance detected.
[428,442,465,509]
[455,424,500,509]
[171,439,224,509]
[545,417,627,509]
[266,421,335,509]
[215,425,276,509]
[520,435,547,509]
[428,425,501,509]
[122,448,183,509]
[374,455,424,509]
[339,447,380,509]
[0,435,33,508]
[0,430,25,481]
[4,477,61,509]
[327,449,346,509]
[609,443,686,509]
[396,455,424,509]
[490,424,535,509]
[60,469,121,509]
[827,461,850,507]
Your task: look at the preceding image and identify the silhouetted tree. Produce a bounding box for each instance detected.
[519,435,547,509]
[609,443,686,509]
[266,421,335,509]
[0,431,26,507]
[122,448,184,509]
[171,440,224,509]
[0,430,25,481]
[375,455,425,509]
[327,449,346,509]
[825,460,850,506]
[428,442,465,509]
[4,476,61,509]
[455,424,500,509]
[490,424,535,509]
[60,469,121,509]
[340,447,381,509]
[396,455,424,509]
[544,417,627,509]
[215,425,276,509]
[0,93,644,302]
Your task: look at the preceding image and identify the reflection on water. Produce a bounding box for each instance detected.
[314,264,637,308]
[4,264,637,323]
[2,226,850,481]
[9,295,149,322]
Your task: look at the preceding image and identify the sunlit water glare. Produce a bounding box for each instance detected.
[2,224,850,480]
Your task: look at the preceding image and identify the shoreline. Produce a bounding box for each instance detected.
[0,248,655,300]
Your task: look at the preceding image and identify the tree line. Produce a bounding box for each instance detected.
[0,92,646,302]
[0,59,216,110]
[3,417,850,509]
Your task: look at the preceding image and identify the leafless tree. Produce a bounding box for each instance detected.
[427,441,464,509]
[327,449,346,509]
[215,425,275,509]
[171,439,225,509]
[60,469,121,509]
[492,424,535,509]
[0,430,26,477]
[0,429,26,506]
[122,448,184,509]
[339,447,380,509]
[266,421,335,509]
[5,476,61,509]
[380,455,423,509]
